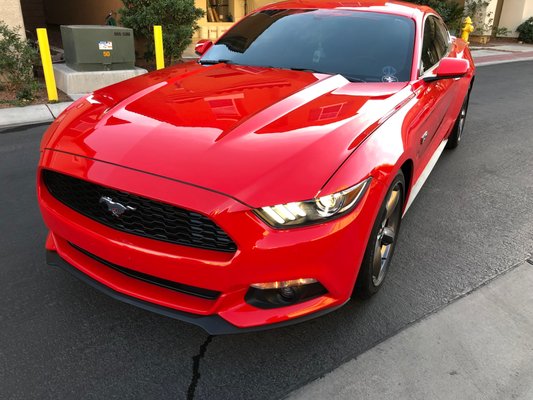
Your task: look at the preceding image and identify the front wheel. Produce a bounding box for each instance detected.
[354,171,405,299]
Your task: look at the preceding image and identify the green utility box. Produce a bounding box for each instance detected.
[61,25,135,71]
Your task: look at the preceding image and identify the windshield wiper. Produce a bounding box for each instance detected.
[342,75,366,83]
[199,59,234,65]
[289,67,328,74]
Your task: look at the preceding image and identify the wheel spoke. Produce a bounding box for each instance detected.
[370,181,403,288]
[381,227,395,245]
[372,241,382,279]
[385,188,400,220]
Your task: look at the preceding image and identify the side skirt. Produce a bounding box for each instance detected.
[403,139,448,216]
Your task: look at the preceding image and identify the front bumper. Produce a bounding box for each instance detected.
[46,250,345,334]
[38,149,381,333]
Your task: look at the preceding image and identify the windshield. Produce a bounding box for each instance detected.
[201,9,415,83]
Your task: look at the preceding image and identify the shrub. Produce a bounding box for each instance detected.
[119,0,204,63]
[0,21,39,101]
[517,17,533,44]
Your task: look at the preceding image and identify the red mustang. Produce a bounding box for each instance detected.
[38,0,474,333]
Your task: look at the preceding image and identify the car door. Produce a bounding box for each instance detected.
[410,15,454,170]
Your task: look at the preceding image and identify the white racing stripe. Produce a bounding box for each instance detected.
[403,139,448,216]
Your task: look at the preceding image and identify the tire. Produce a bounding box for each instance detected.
[446,91,470,149]
[354,171,405,300]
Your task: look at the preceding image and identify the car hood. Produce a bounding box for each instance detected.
[44,62,412,208]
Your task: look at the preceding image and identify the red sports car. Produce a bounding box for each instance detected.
[38,0,475,334]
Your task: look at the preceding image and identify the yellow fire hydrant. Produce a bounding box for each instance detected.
[461,17,474,43]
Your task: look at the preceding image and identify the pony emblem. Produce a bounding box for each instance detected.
[99,196,136,217]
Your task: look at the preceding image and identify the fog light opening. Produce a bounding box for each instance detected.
[279,286,297,300]
[250,278,318,290]
[246,278,327,309]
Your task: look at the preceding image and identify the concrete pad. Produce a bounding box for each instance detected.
[182,42,199,60]
[67,94,86,101]
[289,262,533,400]
[0,104,53,130]
[53,64,147,96]
[46,101,74,118]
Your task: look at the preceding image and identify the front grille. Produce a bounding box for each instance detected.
[42,169,237,253]
[69,242,221,300]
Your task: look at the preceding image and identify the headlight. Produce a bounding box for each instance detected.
[254,178,371,228]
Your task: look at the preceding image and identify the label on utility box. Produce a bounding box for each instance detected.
[98,41,113,50]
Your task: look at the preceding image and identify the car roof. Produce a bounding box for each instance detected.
[257,0,433,19]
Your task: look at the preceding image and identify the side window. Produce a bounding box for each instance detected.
[421,17,439,73]
[420,16,449,74]
[434,18,450,58]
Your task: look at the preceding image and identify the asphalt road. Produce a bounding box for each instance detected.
[1,61,533,400]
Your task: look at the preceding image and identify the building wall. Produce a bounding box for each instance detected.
[0,0,26,38]
[248,0,274,11]
[466,0,533,38]
[195,0,275,39]
[20,0,46,34]
[43,0,123,25]
[478,0,499,35]
[499,0,533,37]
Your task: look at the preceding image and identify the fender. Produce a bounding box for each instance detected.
[320,92,420,204]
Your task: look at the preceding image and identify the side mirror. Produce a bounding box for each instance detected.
[195,40,213,56]
[424,58,469,82]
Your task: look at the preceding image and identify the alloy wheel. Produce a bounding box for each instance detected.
[372,184,402,286]
[456,104,467,142]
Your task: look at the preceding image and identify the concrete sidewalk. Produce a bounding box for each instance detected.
[288,259,533,400]
[472,42,533,66]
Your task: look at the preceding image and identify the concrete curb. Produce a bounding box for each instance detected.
[0,101,73,131]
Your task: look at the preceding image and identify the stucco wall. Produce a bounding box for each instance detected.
[465,0,532,37]
[526,0,533,18]
[481,0,499,35]
[0,0,26,38]
[499,0,533,37]
[498,0,524,36]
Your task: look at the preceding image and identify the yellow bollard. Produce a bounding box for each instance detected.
[154,25,165,70]
[36,28,58,102]
[461,16,474,44]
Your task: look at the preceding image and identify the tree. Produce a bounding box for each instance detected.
[411,0,464,34]
[119,0,204,63]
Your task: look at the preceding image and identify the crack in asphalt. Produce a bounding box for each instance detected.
[187,335,213,400]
